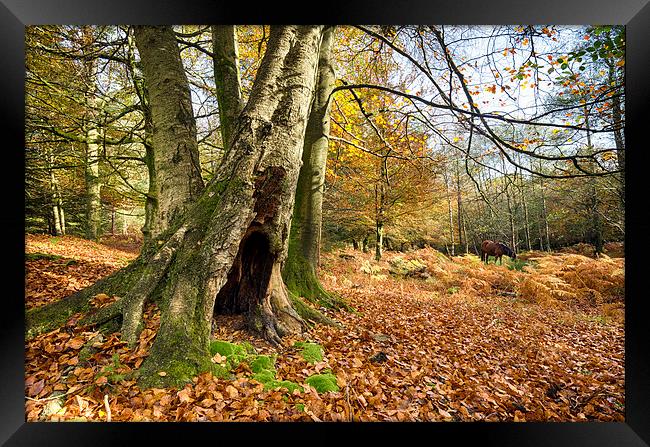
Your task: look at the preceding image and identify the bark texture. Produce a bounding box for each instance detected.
[134,25,205,238]
[126,27,157,245]
[283,26,339,308]
[27,25,326,389]
[134,25,325,387]
[212,25,244,153]
[85,125,102,241]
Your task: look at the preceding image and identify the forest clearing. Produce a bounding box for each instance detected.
[25,234,624,422]
[24,24,625,424]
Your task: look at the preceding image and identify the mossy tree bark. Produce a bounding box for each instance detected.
[126,26,157,245]
[133,25,205,240]
[134,25,325,387]
[212,25,244,153]
[81,26,103,241]
[27,25,326,388]
[283,26,338,308]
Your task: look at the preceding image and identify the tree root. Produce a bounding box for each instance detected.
[25,260,143,339]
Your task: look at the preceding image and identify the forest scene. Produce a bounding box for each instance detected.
[25,25,625,422]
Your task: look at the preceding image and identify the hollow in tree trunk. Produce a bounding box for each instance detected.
[26,25,326,389]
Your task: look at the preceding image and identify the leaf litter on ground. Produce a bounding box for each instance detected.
[25,235,624,422]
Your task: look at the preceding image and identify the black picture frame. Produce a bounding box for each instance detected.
[3,0,649,445]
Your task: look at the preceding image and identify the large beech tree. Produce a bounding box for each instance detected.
[27,25,326,388]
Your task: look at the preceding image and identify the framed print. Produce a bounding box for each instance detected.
[3,0,649,445]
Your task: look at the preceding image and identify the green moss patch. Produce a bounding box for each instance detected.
[294,341,324,364]
[209,340,256,368]
[251,367,302,394]
[305,373,339,393]
[250,355,275,373]
[211,363,234,380]
[252,369,276,383]
[26,252,64,262]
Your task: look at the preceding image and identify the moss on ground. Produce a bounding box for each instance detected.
[249,355,275,373]
[247,352,302,394]
[294,341,324,364]
[206,339,339,395]
[305,372,339,393]
[209,340,256,368]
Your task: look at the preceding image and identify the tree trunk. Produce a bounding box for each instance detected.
[375,157,387,261]
[375,220,384,261]
[362,235,369,253]
[212,25,244,153]
[283,26,337,308]
[609,63,625,233]
[46,149,65,236]
[111,207,116,235]
[454,159,463,251]
[516,163,532,251]
[85,126,102,241]
[583,106,603,255]
[540,182,551,251]
[134,25,205,238]
[444,166,455,256]
[27,26,326,389]
[126,27,158,245]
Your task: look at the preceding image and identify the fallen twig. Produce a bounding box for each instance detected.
[103,394,112,422]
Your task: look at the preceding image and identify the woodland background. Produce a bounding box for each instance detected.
[24,25,625,423]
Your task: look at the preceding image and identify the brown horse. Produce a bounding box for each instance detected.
[481,240,516,265]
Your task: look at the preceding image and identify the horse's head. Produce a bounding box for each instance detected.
[499,243,516,259]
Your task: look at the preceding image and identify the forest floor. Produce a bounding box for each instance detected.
[25,234,625,422]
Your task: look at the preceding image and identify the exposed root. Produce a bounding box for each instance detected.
[25,260,143,339]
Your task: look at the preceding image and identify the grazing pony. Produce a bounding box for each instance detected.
[481,240,516,265]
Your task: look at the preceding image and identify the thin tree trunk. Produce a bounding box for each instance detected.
[111,207,116,235]
[540,177,551,251]
[126,27,157,244]
[455,158,463,252]
[584,106,603,254]
[85,126,102,241]
[609,63,625,232]
[212,25,244,153]
[462,211,469,254]
[375,165,386,261]
[516,162,532,251]
[48,156,65,236]
[444,166,455,256]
